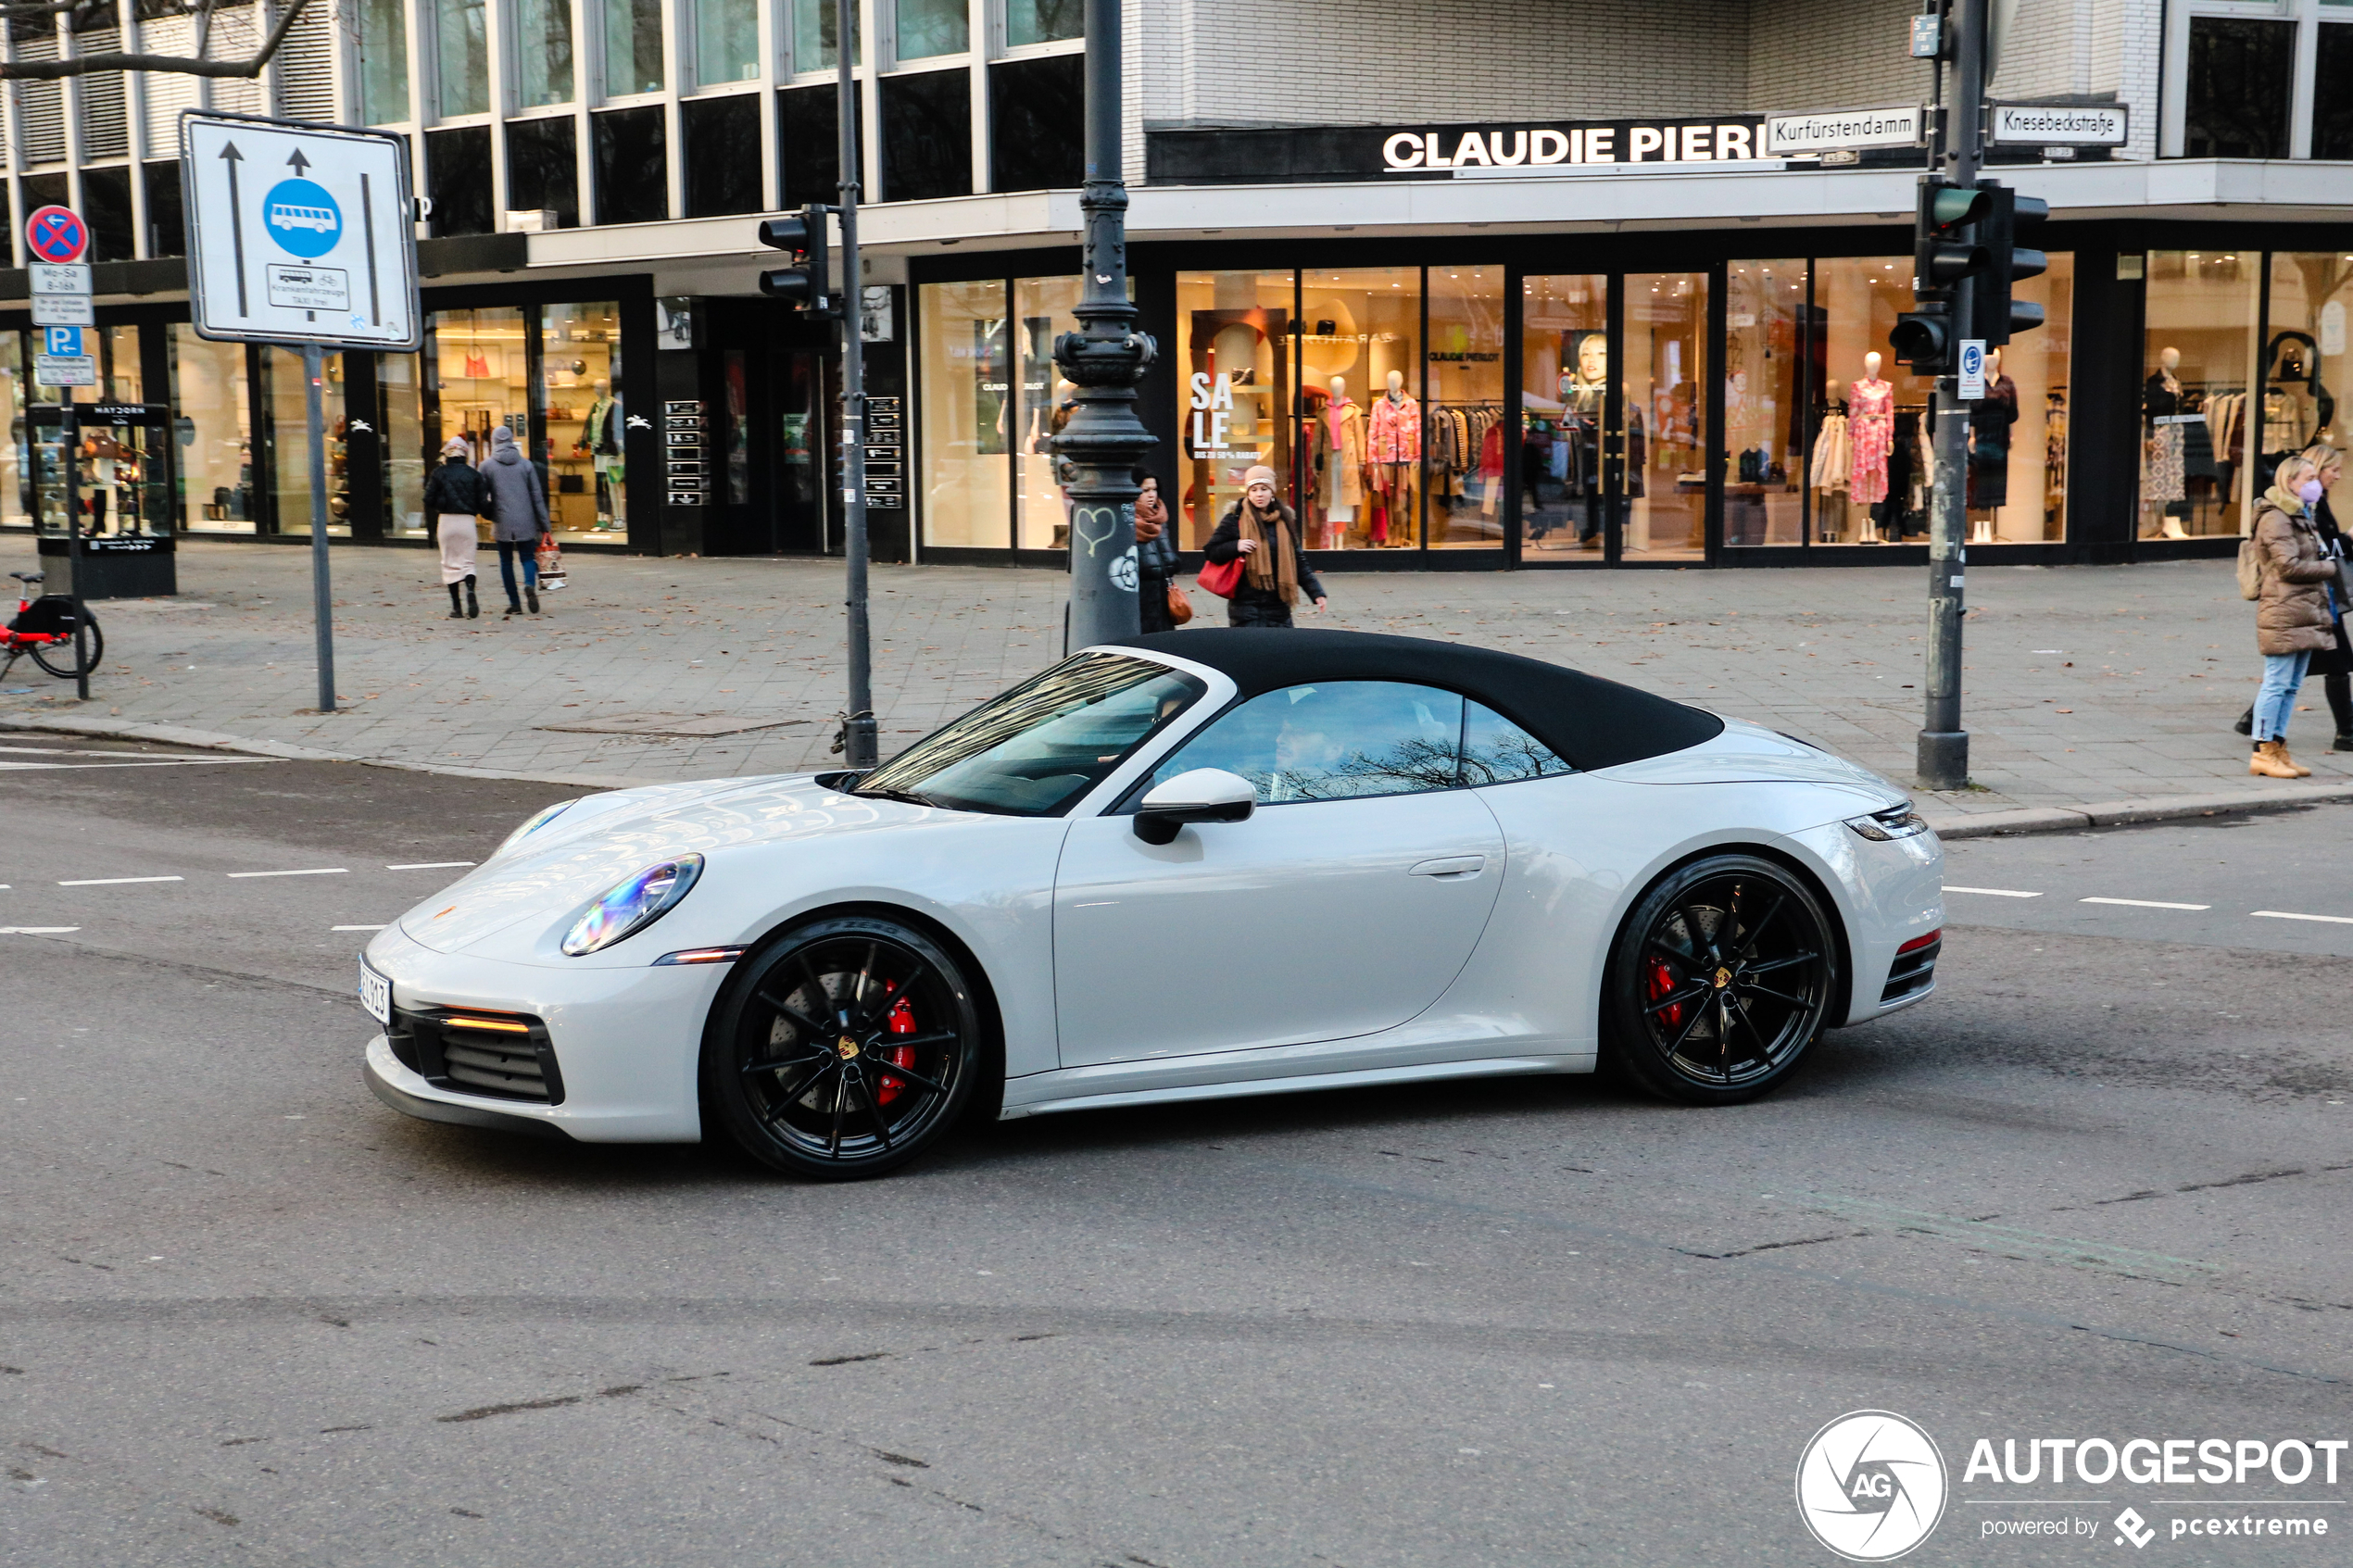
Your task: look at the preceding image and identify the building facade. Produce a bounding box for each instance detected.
[1,0,2349,573]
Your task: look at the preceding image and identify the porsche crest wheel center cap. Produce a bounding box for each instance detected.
[1714,967,1733,989]
[837,1037,861,1060]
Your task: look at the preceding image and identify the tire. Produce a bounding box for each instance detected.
[28,613,101,678]
[704,914,986,1180]
[1604,854,1837,1107]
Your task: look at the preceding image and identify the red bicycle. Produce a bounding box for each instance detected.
[2,571,102,680]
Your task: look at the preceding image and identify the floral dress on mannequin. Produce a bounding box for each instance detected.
[1848,377,1895,508]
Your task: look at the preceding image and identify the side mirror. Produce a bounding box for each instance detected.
[1133,768,1257,846]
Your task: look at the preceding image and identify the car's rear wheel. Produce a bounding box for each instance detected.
[705,915,984,1179]
[1604,854,1836,1106]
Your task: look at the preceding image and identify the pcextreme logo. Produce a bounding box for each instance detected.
[1796,1411,1950,1562]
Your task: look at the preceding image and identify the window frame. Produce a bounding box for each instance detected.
[2164,0,2345,159]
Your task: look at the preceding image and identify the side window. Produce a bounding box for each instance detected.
[1461,701,1574,784]
[1144,682,1466,804]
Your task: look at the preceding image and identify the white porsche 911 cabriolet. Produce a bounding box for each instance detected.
[360,630,1943,1178]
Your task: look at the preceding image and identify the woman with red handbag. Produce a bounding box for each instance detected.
[1202,465,1327,628]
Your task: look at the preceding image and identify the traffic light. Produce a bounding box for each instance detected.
[1977,185,2049,345]
[757,205,835,315]
[1891,176,1991,375]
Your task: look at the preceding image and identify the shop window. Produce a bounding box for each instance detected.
[1013,275,1075,550]
[427,307,529,558]
[602,0,663,95]
[684,94,762,217]
[99,324,142,403]
[356,0,409,123]
[1428,266,1504,548]
[1302,268,1421,550]
[2259,255,2351,519]
[170,328,254,533]
[81,165,133,262]
[376,351,427,536]
[1813,257,1934,543]
[263,347,348,536]
[778,82,850,207]
[1724,260,1806,547]
[792,0,860,69]
[1520,272,1607,558]
[434,0,489,117]
[543,301,627,543]
[691,0,758,85]
[593,106,668,224]
[426,125,494,236]
[506,116,580,228]
[1177,270,1293,550]
[2139,251,2260,538]
[0,334,27,528]
[881,69,972,202]
[1624,272,1707,561]
[1972,256,2073,545]
[143,160,183,256]
[2184,17,2293,159]
[988,56,1081,192]
[514,0,575,107]
[2317,25,2353,161]
[916,279,1011,547]
[895,0,965,60]
[1005,0,1080,46]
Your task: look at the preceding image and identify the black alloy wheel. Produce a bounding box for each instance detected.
[705,915,986,1179]
[1605,854,1836,1106]
[28,614,102,678]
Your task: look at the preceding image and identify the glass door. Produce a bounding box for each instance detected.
[1520,272,1612,561]
[1622,271,1709,562]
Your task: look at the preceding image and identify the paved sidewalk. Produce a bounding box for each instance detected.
[0,537,2340,817]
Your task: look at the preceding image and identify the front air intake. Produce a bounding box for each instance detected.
[386,1007,566,1104]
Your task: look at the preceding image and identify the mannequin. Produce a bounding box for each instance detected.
[1969,346,2020,543]
[1849,351,1894,542]
[1367,368,1421,546]
[1810,377,1851,538]
[1313,375,1366,550]
[1562,332,1610,547]
[584,378,622,528]
[2143,345,2187,540]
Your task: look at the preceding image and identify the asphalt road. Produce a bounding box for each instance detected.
[4,748,2350,1567]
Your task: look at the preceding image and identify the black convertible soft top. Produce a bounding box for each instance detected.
[1113,628,1724,772]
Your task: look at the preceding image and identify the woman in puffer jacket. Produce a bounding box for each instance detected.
[2247,451,2340,778]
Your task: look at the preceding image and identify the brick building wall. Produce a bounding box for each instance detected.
[1743,0,1931,113]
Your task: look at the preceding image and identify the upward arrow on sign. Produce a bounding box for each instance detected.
[219,140,247,316]
[287,147,310,173]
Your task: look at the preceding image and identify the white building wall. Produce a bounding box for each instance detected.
[1992,0,2084,100]
[1744,0,1929,113]
[2116,0,2160,161]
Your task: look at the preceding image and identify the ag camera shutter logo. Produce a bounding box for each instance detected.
[1796,1411,1948,1561]
[262,179,342,259]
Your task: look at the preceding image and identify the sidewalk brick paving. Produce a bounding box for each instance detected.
[1,537,2337,814]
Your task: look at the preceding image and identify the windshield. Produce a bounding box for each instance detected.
[854,653,1205,816]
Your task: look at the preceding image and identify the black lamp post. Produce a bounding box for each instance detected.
[1051,0,1157,652]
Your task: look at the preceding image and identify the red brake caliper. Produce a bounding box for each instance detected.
[877,996,918,1106]
[1646,956,1684,1031]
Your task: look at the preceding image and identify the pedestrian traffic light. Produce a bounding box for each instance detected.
[1891,176,1991,375]
[1977,185,2049,345]
[757,205,835,316]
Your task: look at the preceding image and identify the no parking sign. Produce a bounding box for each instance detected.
[25,205,87,264]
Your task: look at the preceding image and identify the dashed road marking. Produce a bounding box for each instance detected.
[1945,885,2042,897]
[58,875,183,886]
[385,861,474,871]
[2251,909,2353,925]
[2080,897,2211,910]
[0,925,78,934]
[226,868,349,879]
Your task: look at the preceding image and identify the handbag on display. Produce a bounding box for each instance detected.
[1165,580,1194,624]
[536,538,566,591]
[1196,556,1244,599]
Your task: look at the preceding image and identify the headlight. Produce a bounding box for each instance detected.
[1845,804,1932,842]
[498,798,578,856]
[561,854,703,956]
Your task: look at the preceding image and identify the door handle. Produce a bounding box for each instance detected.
[1408,855,1485,878]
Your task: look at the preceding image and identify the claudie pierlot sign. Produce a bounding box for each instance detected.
[1147,116,1773,186]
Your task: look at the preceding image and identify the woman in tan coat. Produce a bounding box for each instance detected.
[2248,452,2340,778]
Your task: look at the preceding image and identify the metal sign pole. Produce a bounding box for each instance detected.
[63,402,88,701]
[836,0,875,770]
[304,342,335,712]
[1919,0,1983,791]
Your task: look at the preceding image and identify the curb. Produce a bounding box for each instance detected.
[0,713,653,793]
[1925,782,2353,840]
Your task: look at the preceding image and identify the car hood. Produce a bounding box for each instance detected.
[399,774,941,954]
[1593,717,1905,803]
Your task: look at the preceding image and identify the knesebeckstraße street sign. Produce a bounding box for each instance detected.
[181,110,422,716]
[180,110,421,352]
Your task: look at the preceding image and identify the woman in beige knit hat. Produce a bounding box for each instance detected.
[1202,464,1327,627]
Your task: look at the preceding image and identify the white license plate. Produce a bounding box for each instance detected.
[359,959,392,1027]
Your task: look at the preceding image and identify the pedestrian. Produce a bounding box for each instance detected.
[481,424,552,617]
[422,435,485,620]
[1203,465,1327,628]
[1133,469,1184,633]
[2234,443,2353,748]
[2246,451,2338,779]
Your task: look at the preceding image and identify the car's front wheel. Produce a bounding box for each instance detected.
[1604,854,1837,1106]
[705,915,986,1179]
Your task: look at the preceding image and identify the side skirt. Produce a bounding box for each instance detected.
[997,1052,1594,1121]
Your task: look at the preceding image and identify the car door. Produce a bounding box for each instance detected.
[1053,681,1506,1068]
